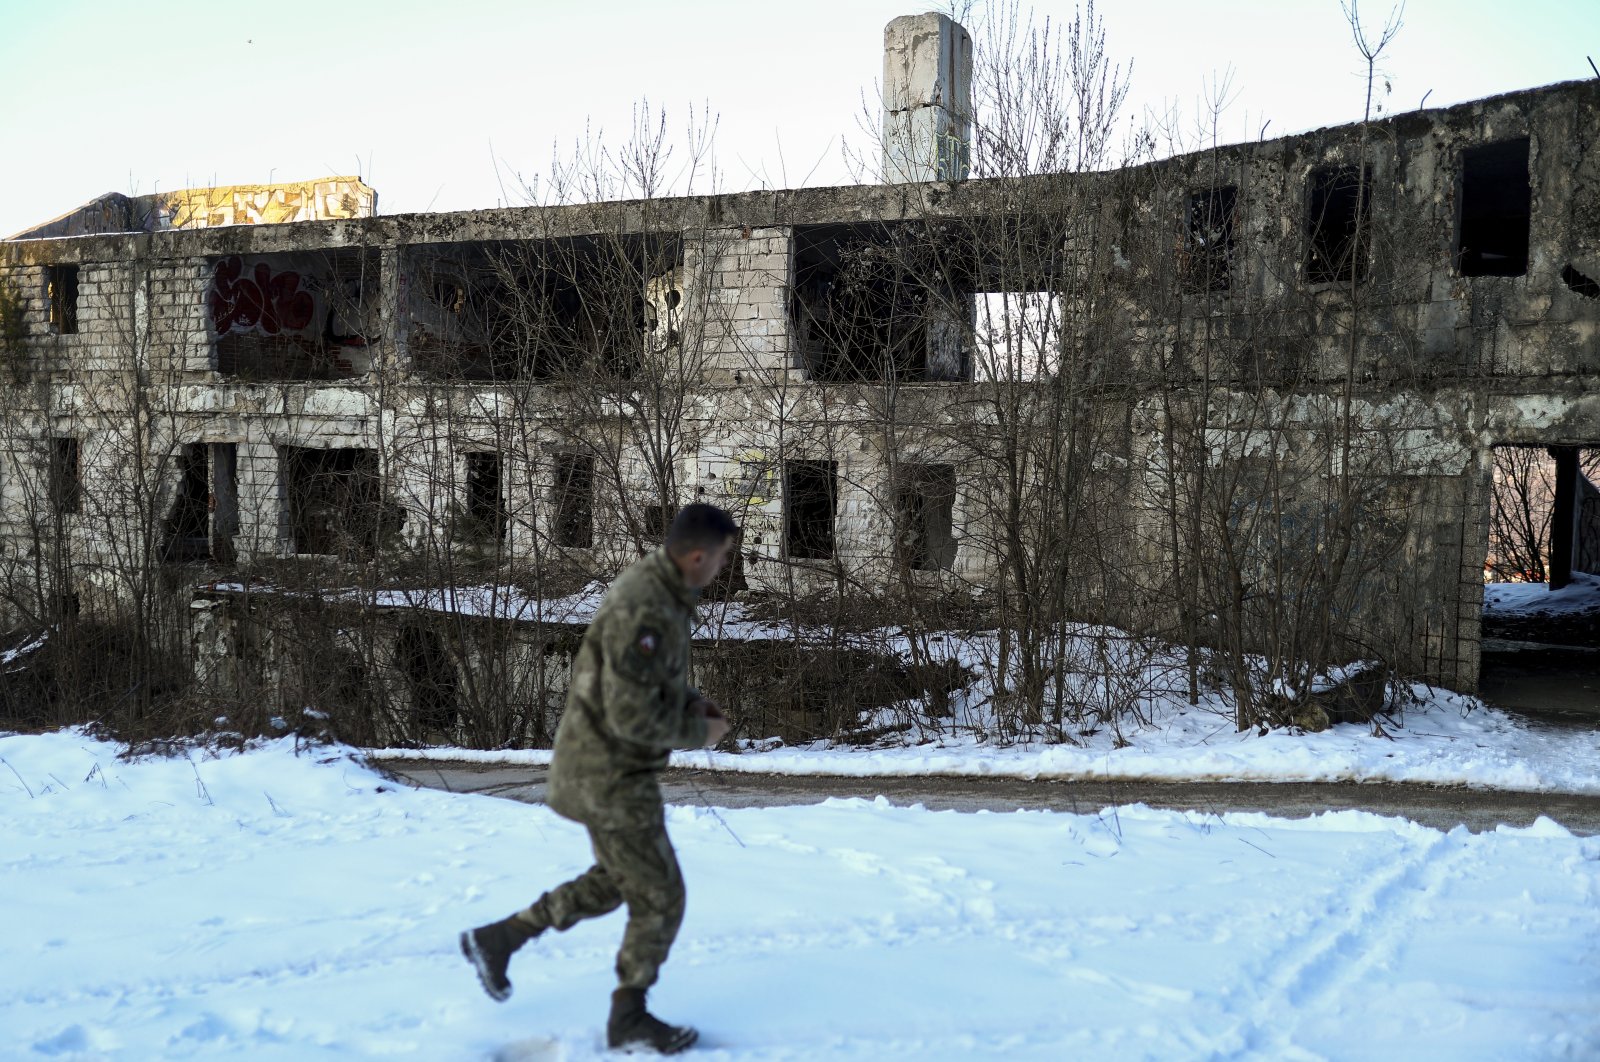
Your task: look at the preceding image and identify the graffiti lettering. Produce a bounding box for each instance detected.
[208,256,316,335]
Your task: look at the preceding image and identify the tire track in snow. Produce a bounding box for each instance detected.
[1220,827,1472,1060]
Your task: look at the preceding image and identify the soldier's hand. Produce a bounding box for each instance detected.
[691,698,729,746]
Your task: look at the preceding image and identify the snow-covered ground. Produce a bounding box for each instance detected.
[4,731,1598,1060]
[1484,572,1600,620]
[371,682,1600,795]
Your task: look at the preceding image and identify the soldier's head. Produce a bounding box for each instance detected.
[665,503,739,589]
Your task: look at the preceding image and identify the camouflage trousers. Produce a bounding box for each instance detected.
[513,823,685,990]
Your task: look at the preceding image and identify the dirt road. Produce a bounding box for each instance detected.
[376,759,1600,835]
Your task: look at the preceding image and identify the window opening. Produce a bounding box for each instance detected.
[432,278,467,314]
[406,236,680,382]
[644,272,683,354]
[47,265,78,334]
[644,503,675,544]
[1185,186,1238,292]
[1561,265,1599,299]
[784,460,838,559]
[958,213,1073,381]
[321,271,374,373]
[895,464,957,570]
[463,451,506,543]
[1306,167,1370,284]
[210,443,240,564]
[1480,444,1600,722]
[49,437,80,514]
[791,222,962,382]
[972,292,1060,381]
[1483,445,1600,587]
[396,623,458,735]
[162,444,211,562]
[1457,138,1530,278]
[211,251,374,381]
[553,453,594,548]
[281,446,387,558]
[703,527,748,600]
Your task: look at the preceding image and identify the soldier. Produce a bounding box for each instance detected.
[460,502,738,1055]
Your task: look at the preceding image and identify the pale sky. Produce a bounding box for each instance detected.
[2,0,1596,238]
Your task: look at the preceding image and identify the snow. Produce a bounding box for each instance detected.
[197,582,801,641]
[3,731,1597,1060]
[202,581,609,626]
[367,583,609,625]
[1484,572,1600,619]
[370,682,1600,796]
[2,627,49,668]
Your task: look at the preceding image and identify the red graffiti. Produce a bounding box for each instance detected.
[208,256,316,335]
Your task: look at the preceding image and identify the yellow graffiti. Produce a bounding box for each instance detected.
[730,449,777,506]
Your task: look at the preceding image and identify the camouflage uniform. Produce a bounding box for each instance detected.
[516,548,709,990]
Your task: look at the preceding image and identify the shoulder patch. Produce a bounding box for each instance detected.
[611,613,674,684]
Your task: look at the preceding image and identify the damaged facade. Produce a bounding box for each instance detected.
[2,14,1598,739]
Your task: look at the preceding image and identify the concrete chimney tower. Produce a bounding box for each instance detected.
[882,12,973,184]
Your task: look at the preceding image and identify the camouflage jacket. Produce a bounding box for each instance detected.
[546,548,709,830]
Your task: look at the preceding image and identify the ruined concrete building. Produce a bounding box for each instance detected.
[2,13,1597,726]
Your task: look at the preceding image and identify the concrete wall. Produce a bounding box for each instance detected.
[8,178,376,240]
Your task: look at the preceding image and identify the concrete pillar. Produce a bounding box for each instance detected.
[882,13,973,184]
[926,293,973,380]
[1549,446,1578,590]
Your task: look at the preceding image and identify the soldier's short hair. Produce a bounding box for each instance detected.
[665,503,738,554]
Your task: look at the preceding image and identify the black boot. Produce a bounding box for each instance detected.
[606,987,698,1054]
[459,915,541,1002]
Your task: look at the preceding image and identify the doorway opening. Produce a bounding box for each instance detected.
[1479,444,1600,723]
